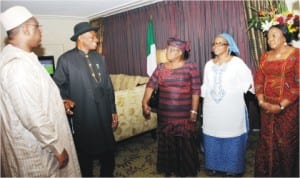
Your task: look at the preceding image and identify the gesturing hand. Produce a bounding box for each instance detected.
[63,99,75,115]
[112,114,119,130]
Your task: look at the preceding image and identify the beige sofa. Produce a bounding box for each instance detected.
[110,74,157,142]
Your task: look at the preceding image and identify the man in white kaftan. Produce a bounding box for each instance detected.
[0,6,81,177]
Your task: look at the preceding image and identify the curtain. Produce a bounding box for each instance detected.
[94,1,256,76]
[91,18,104,54]
[243,0,283,67]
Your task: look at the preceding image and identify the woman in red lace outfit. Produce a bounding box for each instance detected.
[254,24,299,177]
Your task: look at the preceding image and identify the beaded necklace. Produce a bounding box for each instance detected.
[84,53,102,83]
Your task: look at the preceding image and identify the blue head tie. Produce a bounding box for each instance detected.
[219,33,240,56]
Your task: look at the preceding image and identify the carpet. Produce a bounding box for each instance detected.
[93,130,259,177]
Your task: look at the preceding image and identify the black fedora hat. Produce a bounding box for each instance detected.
[70,22,99,41]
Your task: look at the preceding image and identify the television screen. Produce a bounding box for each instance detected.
[38,56,55,76]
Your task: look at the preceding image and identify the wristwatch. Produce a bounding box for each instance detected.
[279,103,285,111]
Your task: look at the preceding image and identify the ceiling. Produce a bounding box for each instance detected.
[1,0,160,20]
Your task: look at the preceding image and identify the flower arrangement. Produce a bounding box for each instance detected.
[248,1,299,35]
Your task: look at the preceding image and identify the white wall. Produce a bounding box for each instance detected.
[35,16,87,65]
[1,16,86,65]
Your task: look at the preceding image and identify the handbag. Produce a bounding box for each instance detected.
[149,88,159,109]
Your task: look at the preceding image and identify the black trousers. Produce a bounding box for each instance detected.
[77,150,115,177]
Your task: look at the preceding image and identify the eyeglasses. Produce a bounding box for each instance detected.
[167,46,180,53]
[25,23,42,29]
[212,42,228,46]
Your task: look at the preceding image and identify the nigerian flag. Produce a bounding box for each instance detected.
[146,18,157,76]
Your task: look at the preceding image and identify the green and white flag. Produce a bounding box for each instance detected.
[146,18,157,76]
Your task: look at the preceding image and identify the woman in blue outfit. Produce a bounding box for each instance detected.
[201,33,254,176]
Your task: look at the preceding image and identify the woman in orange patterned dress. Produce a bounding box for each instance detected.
[254,24,299,177]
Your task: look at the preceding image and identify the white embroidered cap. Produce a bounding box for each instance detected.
[0,6,33,31]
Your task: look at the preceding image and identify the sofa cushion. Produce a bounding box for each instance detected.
[109,74,157,142]
[110,74,149,91]
[122,75,137,90]
[113,85,157,141]
[110,74,122,91]
[135,76,149,86]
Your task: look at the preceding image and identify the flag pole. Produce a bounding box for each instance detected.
[146,17,157,76]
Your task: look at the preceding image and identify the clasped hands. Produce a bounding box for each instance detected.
[259,101,281,114]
